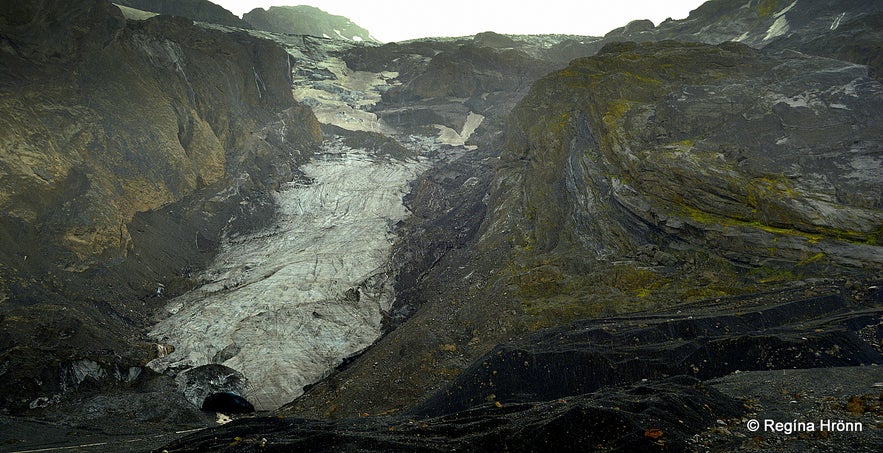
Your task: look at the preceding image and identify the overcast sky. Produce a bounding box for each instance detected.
[212,1,708,42]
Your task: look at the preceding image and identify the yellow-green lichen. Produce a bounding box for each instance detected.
[797,252,826,266]
[603,100,634,128]
[757,0,783,17]
[672,202,870,245]
[748,266,798,284]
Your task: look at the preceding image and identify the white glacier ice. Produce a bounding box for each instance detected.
[149,144,430,410]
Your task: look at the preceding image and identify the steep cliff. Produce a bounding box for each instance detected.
[0,0,320,413]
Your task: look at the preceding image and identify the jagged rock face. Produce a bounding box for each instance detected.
[649,0,882,48]
[0,0,125,62]
[244,5,377,43]
[0,1,319,277]
[768,11,883,81]
[113,0,251,29]
[0,0,320,413]
[484,41,883,269]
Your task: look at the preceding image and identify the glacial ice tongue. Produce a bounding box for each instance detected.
[148,144,429,410]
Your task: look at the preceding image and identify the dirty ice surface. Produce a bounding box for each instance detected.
[149,143,429,410]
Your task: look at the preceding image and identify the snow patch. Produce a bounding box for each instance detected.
[830,12,846,30]
[764,15,790,41]
[773,0,798,18]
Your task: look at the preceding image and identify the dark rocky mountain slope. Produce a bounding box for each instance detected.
[557,0,883,80]
[113,0,251,28]
[282,36,883,425]
[0,0,320,414]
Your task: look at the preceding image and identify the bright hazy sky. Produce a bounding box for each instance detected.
[212,1,708,42]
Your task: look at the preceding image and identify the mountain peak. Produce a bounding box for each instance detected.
[243,5,378,43]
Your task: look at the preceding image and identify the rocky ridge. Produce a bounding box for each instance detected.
[113,0,251,29]
[606,0,883,81]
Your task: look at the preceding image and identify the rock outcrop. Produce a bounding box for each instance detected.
[0,0,320,413]
[243,5,377,43]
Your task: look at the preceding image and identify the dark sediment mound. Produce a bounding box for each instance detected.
[159,376,743,452]
[413,287,883,416]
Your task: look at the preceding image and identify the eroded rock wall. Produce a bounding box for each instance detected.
[0,0,320,413]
